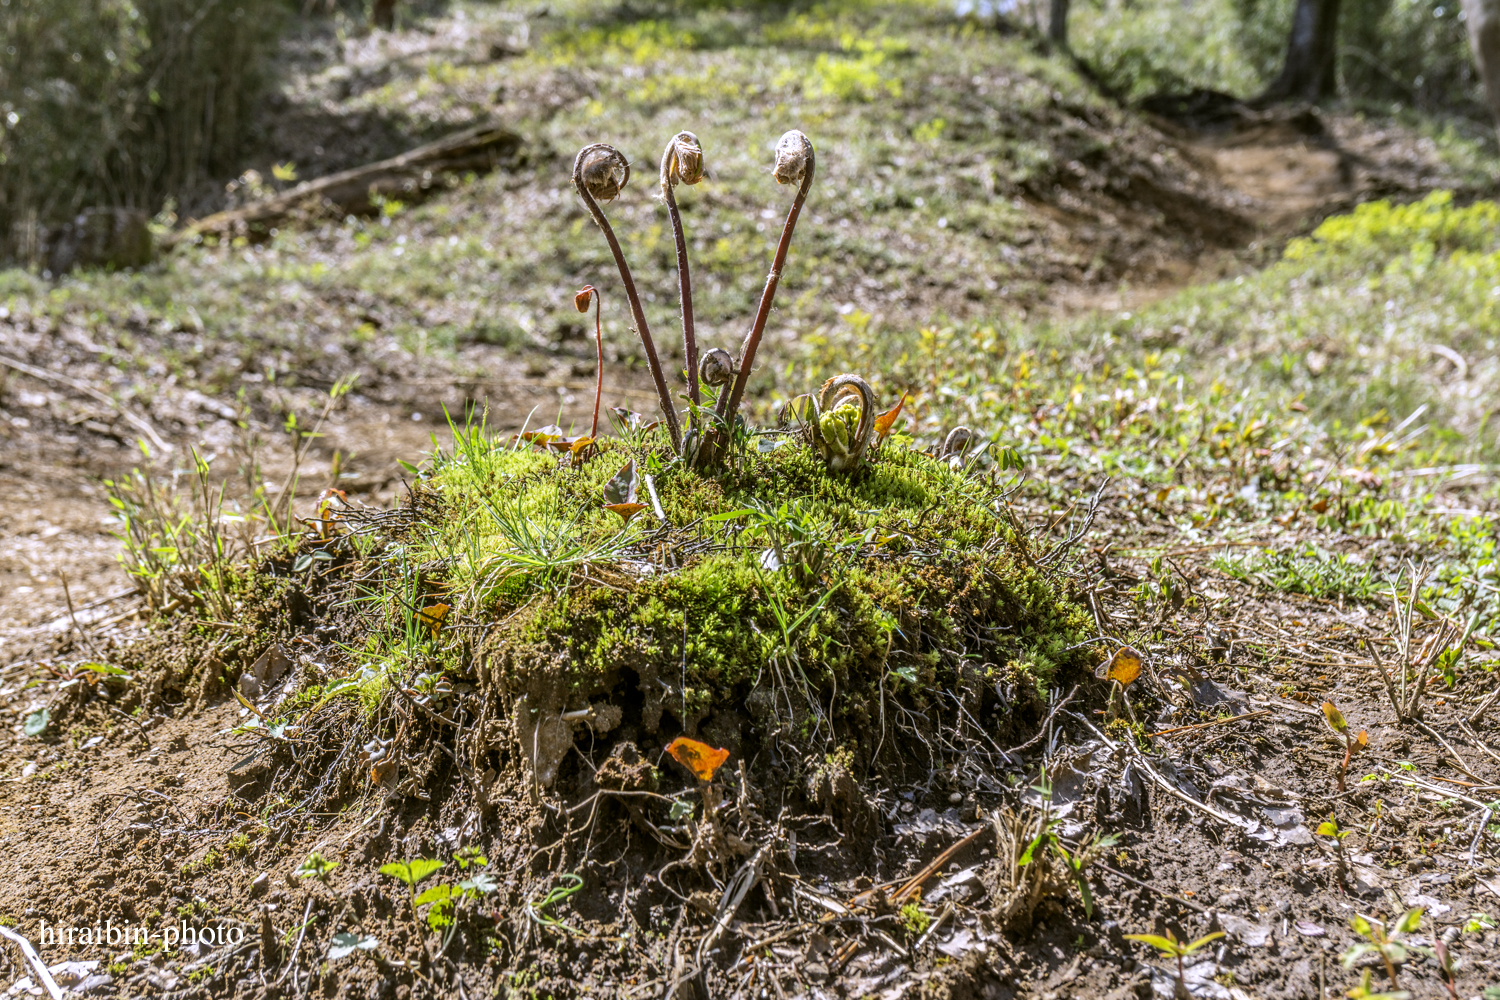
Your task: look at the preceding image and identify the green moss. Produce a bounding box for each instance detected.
[900,902,931,937]
[388,425,1093,760]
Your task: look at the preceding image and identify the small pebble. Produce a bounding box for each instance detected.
[949,791,963,804]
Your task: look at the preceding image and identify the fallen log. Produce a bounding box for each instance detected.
[164,122,523,246]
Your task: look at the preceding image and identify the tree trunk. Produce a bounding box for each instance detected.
[1254,0,1342,105]
[372,0,396,30]
[1463,0,1500,131]
[1048,0,1071,46]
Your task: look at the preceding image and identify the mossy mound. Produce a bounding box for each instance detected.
[356,424,1097,789]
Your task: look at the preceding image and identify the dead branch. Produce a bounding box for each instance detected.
[165,123,523,246]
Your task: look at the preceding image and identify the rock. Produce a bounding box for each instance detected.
[43,208,153,274]
[240,644,292,699]
[1219,913,1272,947]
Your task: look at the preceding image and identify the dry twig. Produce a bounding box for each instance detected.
[0,927,62,1000]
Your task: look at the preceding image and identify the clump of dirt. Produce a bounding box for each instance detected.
[4,419,1500,1000]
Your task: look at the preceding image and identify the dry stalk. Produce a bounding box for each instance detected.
[1371,562,1475,722]
[990,806,1061,932]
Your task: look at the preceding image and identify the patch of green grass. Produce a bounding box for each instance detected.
[782,192,1500,630]
[1212,544,1382,601]
[798,193,1500,472]
[900,901,930,936]
[180,848,224,877]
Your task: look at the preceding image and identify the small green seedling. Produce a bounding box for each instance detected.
[1432,933,1459,1000]
[1343,968,1409,1000]
[1321,700,1368,793]
[1463,911,1495,933]
[1342,907,1425,992]
[380,851,498,961]
[1123,928,1225,998]
[1016,778,1118,919]
[380,858,445,965]
[293,851,338,883]
[415,849,498,933]
[1316,815,1354,887]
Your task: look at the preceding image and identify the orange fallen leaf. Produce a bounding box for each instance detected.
[519,424,568,446]
[605,502,647,523]
[569,436,596,467]
[873,391,907,442]
[1095,646,1143,687]
[415,603,450,637]
[1321,700,1347,734]
[667,736,730,782]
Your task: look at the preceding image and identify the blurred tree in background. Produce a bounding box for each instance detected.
[1074,0,1484,116]
[0,0,283,264]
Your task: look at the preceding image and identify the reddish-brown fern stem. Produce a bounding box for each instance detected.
[575,284,603,439]
[661,143,700,407]
[572,144,682,452]
[664,180,699,406]
[716,151,815,426]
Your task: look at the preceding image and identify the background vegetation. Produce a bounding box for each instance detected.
[1072,0,1483,115]
[1,0,1497,267]
[0,0,283,262]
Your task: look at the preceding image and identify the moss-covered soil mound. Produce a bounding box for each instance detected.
[70,419,1096,996]
[258,420,1094,804]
